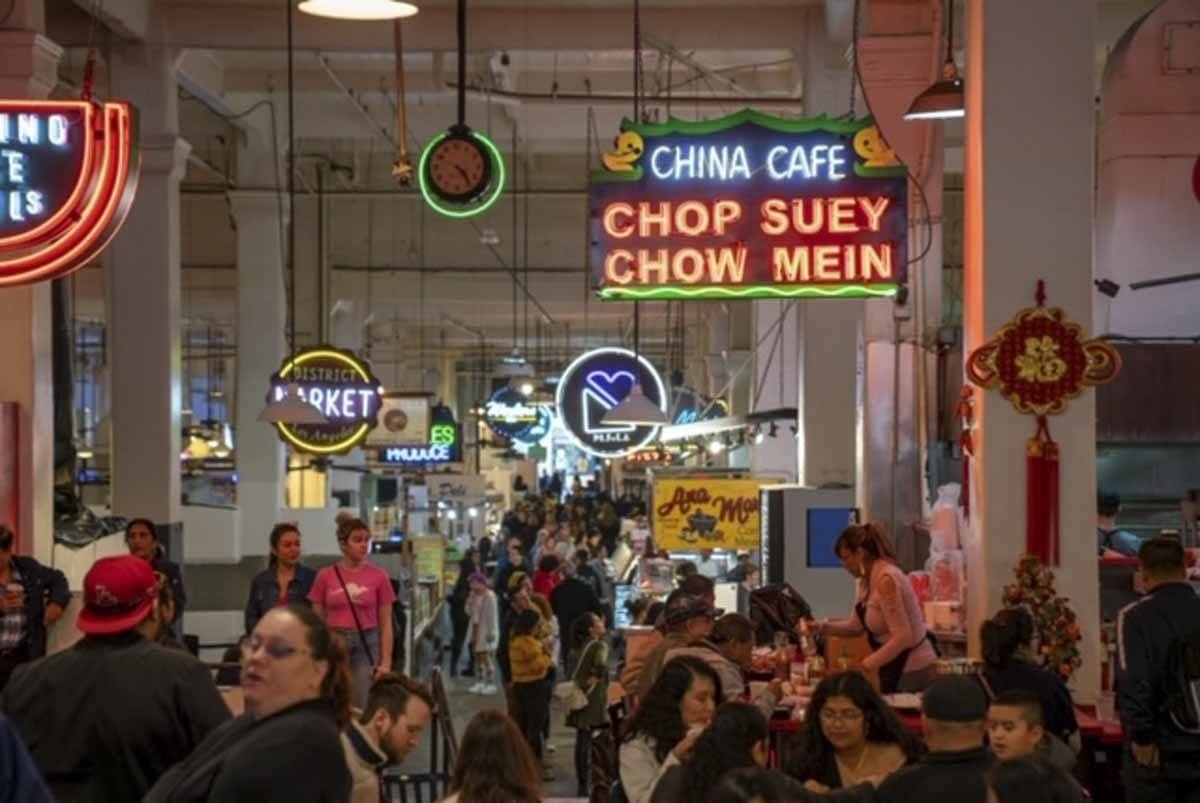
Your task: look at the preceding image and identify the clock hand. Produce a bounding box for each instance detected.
[456,165,470,182]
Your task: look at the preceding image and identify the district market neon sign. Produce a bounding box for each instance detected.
[267,347,383,455]
[0,100,140,287]
[589,109,908,301]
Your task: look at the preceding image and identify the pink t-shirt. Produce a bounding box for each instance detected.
[308,563,396,630]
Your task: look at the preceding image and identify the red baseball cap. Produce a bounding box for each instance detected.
[77,555,159,635]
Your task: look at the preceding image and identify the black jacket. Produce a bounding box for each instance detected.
[152,557,187,627]
[144,699,352,803]
[979,660,1078,741]
[8,556,70,659]
[1,714,53,803]
[876,746,992,803]
[0,632,230,803]
[652,766,873,803]
[550,576,604,643]
[1116,581,1200,762]
[244,564,317,635]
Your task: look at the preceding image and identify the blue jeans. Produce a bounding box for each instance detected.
[336,627,379,710]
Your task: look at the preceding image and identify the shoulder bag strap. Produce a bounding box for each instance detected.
[333,565,377,667]
[573,639,599,687]
[978,671,997,702]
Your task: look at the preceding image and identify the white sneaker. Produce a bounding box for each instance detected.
[468,682,484,693]
[546,742,557,753]
[481,684,498,695]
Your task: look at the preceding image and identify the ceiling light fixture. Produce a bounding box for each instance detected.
[298,0,418,20]
[904,0,964,120]
[753,427,765,445]
[707,438,725,455]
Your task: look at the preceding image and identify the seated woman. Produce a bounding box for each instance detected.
[787,671,921,791]
[443,710,541,803]
[619,656,721,803]
[144,605,352,803]
[978,608,1078,746]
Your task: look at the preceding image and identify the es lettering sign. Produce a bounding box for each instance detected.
[556,347,667,459]
[0,101,139,287]
[590,110,907,301]
[267,347,382,455]
[653,477,764,550]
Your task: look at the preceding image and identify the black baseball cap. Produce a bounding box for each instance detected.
[661,590,724,627]
[921,676,988,723]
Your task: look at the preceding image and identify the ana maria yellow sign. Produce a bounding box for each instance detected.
[653,477,763,551]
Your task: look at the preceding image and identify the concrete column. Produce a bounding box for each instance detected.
[107,44,190,544]
[855,4,946,533]
[0,9,60,564]
[229,191,287,561]
[963,0,1101,701]
[749,300,798,479]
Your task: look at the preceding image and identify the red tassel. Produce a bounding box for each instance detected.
[1026,416,1060,565]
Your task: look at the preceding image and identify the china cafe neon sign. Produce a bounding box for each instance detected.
[267,347,383,455]
[0,100,140,288]
[589,109,907,301]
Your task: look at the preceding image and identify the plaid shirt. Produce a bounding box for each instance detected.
[0,563,27,652]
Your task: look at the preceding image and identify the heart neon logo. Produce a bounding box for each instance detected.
[584,370,637,407]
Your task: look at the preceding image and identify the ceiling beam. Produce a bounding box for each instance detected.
[70,0,152,41]
[53,5,809,54]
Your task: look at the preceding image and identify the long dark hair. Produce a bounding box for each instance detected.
[449,710,540,803]
[681,703,768,802]
[987,756,1080,803]
[833,522,896,563]
[283,604,352,728]
[787,671,920,789]
[267,523,300,568]
[126,518,164,559]
[623,656,723,762]
[981,608,1035,668]
[706,768,792,803]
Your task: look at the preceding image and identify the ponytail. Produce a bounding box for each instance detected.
[981,607,1034,668]
[834,521,897,562]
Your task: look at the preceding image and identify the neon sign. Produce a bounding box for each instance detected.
[485,386,541,440]
[382,444,453,464]
[556,348,667,459]
[590,109,907,301]
[0,100,139,288]
[267,347,383,455]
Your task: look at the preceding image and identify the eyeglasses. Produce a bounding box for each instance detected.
[243,635,310,661]
[819,708,864,725]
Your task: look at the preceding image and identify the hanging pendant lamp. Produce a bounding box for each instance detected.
[299,0,418,20]
[904,0,964,120]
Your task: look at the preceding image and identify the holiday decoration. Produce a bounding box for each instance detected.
[966,281,1120,564]
[1002,556,1082,681]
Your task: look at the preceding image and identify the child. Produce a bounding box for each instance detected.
[465,572,499,695]
[987,690,1080,778]
[509,608,553,776]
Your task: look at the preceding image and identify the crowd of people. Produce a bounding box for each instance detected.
[0,484,1197,803]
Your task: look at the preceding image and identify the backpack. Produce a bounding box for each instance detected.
[1164,629,1200,733]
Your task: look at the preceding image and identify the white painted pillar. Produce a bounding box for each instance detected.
[855,7,946,532]
[228,191,287,561]
[0,4,60,564]
[963,0,1101,701]
[106,44,190,543]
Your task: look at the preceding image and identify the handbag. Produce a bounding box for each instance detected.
[334,566,378,667]
[555,639,597,712]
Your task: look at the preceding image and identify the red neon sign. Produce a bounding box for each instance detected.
[0,100,139,288]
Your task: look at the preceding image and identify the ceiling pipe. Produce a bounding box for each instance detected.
[446,82,803,109]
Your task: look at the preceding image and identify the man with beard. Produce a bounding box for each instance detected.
[341,674,434,803]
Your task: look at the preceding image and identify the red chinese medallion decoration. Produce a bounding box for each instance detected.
[0,100,140,287]
[966,281,1121,565]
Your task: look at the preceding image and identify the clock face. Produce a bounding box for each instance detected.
[426,134,491,202]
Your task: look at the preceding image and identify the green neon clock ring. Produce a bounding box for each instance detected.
[418,130,506,218]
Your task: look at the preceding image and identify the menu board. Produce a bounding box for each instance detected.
[411,534,446,592]
[653,476,764,551]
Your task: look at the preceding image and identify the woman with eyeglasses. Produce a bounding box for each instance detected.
[787,671,920,792]
[144,605,352,803]
[309,517,396,708]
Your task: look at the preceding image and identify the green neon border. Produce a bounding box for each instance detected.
[418,130,507,218]
[598,283,899,300]
[590,109,886,183]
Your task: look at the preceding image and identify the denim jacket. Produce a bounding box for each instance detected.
[244,564,317,635]
[7,557,70,659]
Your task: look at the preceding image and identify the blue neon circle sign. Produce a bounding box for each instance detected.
[555,347,667,459]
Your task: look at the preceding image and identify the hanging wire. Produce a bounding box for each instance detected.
[846,0,862,120]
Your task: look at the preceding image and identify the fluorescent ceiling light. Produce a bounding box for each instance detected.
[601,383,669,426]
[298,0,419,20]
[258,383,329,424]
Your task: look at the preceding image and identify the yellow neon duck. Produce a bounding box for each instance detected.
[602,131,644,172]
[853,125,899,168]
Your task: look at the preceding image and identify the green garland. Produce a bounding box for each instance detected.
[1001,555,1083,681]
